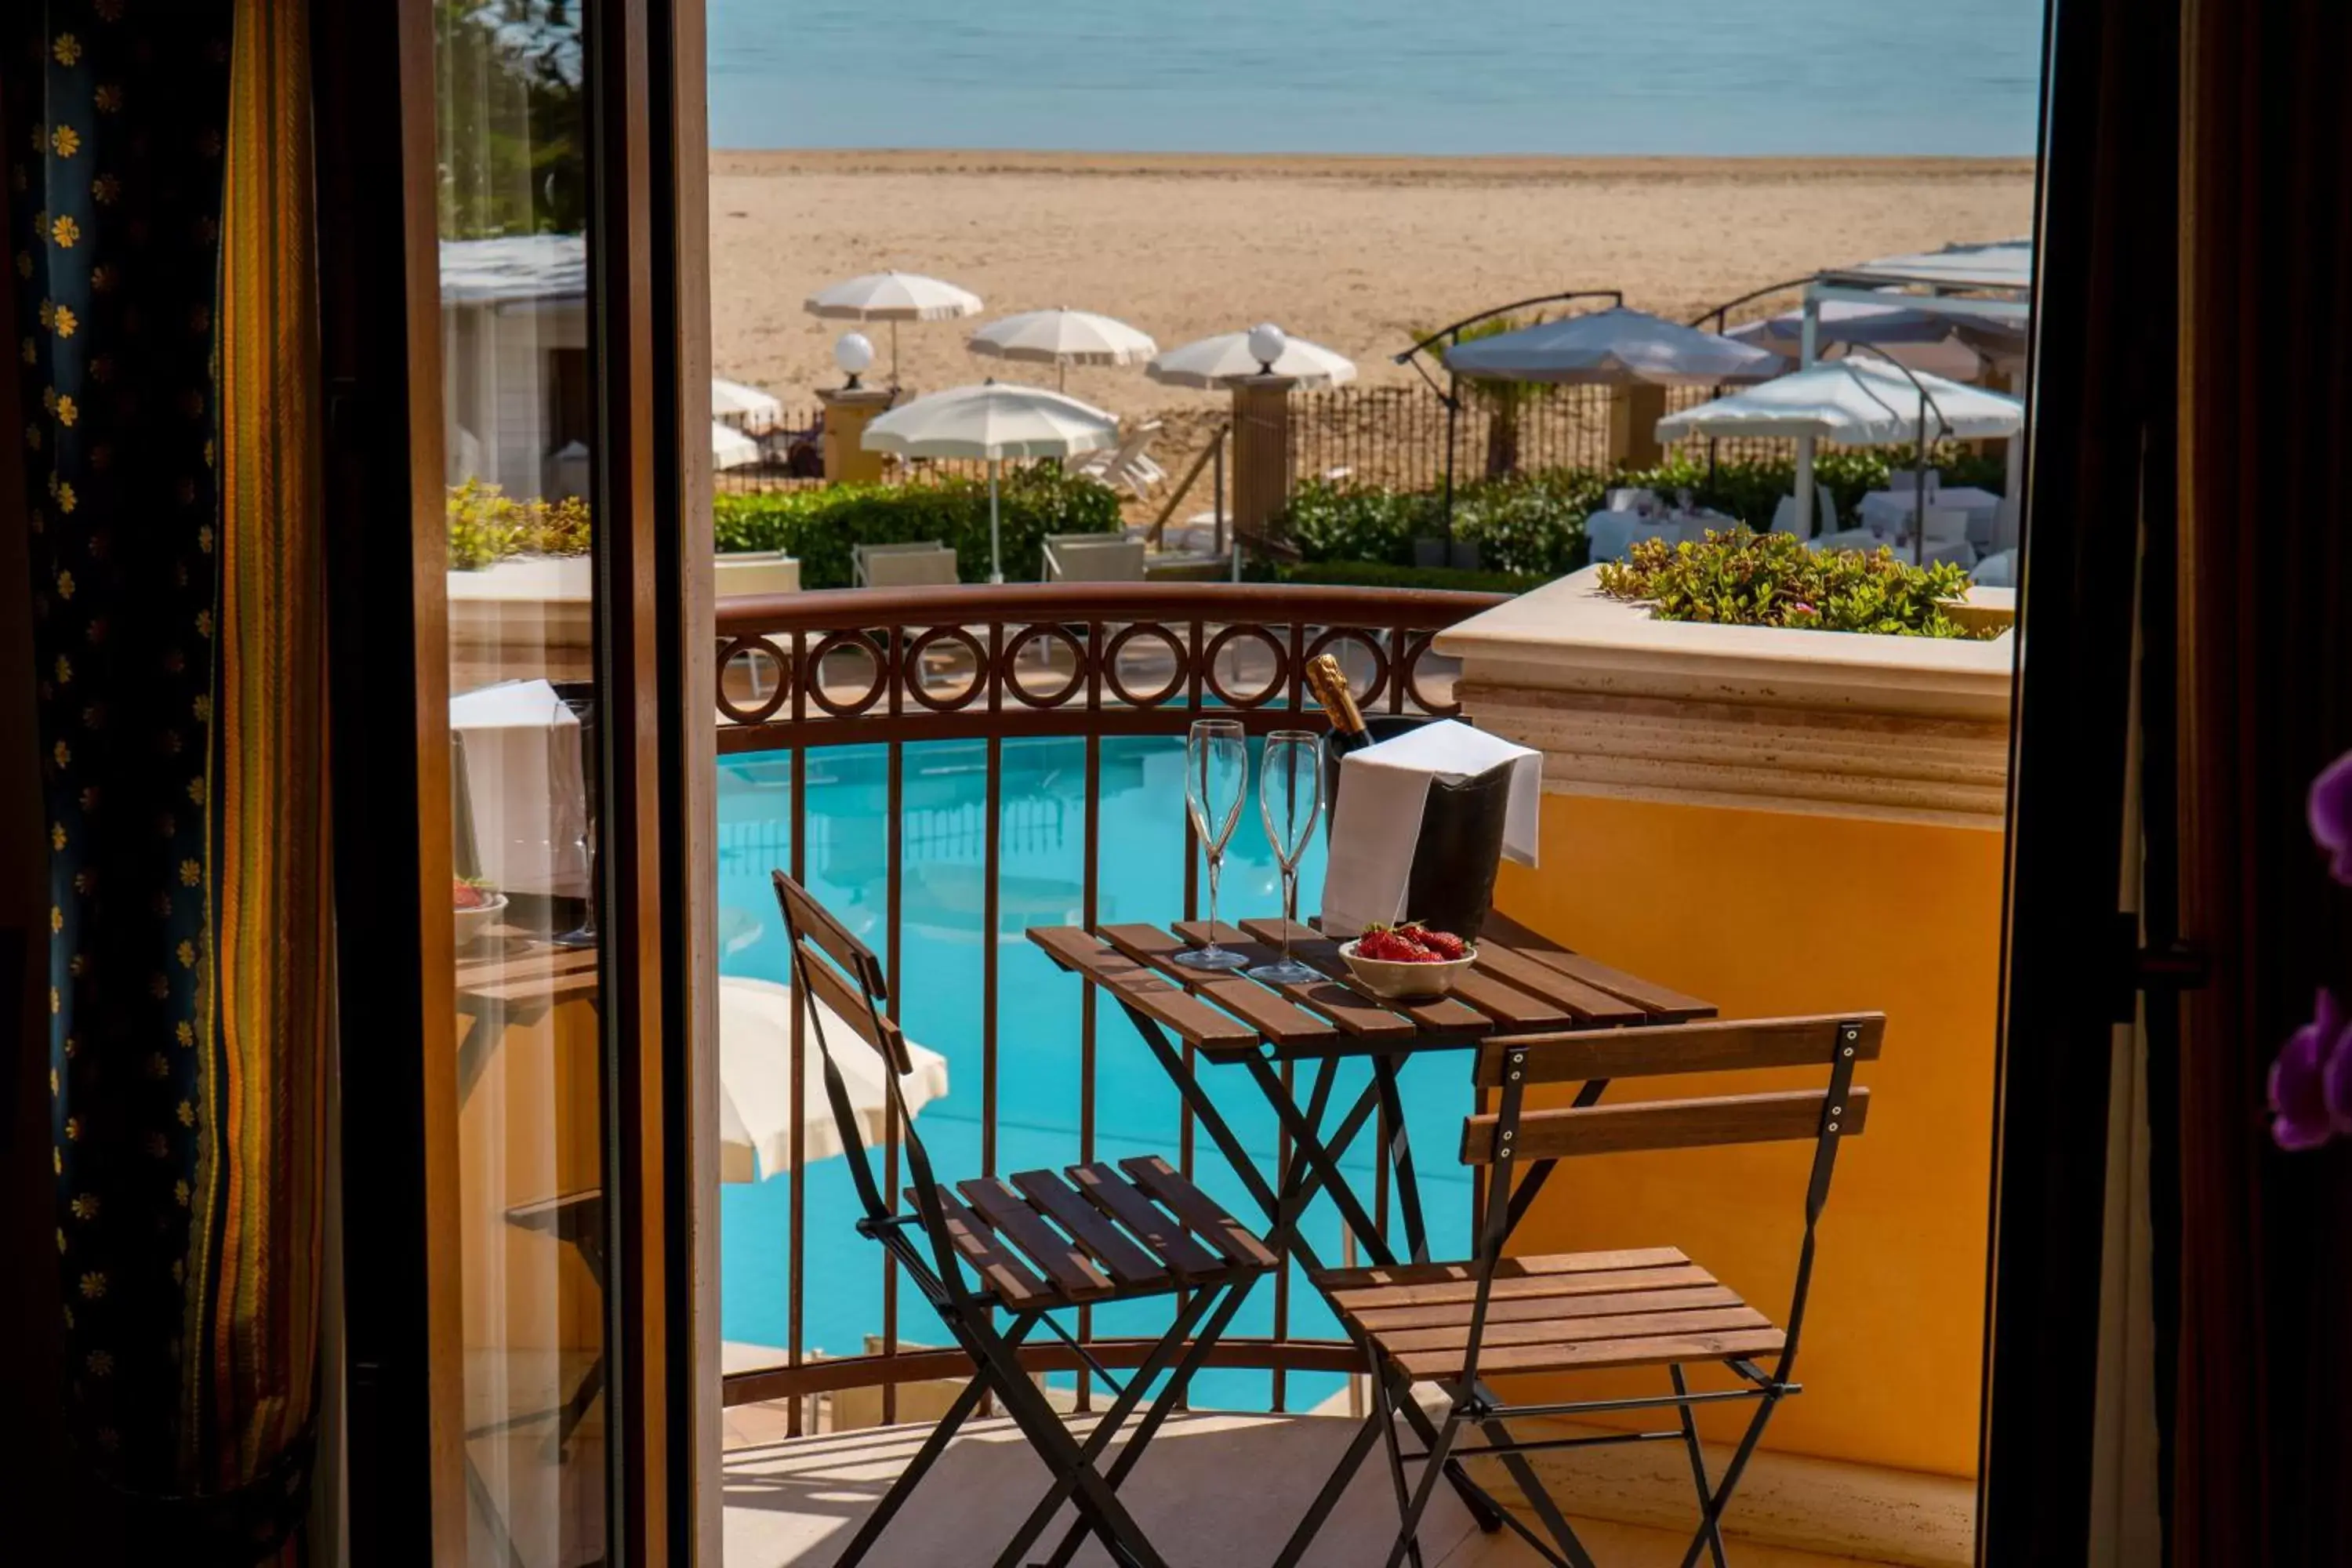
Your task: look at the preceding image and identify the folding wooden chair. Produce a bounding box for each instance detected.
[1308,1012,1885,1568]
[769,872,1279,1568]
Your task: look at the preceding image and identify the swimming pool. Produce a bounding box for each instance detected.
[717,735,1476,1410]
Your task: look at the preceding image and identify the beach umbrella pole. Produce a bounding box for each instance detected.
[1915,393,1931,568]
[891,321,901,387]
[989,457,1004,583]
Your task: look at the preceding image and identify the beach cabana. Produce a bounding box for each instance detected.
[1657,359,2024,561]
[863,382,1120,583]
[1780,239,2036,534]
[804,270,985,384]
[967,307,1156,390]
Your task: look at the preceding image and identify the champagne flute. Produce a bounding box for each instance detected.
[550,692,598,949]
[1174,718,1249,971]
[1248,731,1323,984]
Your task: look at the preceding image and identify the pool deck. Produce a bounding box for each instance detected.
[720,1404,1923,1567]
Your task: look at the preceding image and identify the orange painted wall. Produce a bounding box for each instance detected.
[1491,792,2002,1479]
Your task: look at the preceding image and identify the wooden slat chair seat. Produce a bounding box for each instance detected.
[912,1156,1276,1312]
[1332,1249,1784,1381]
[768,871,1275,1568]
[1301,1011,1886,1568]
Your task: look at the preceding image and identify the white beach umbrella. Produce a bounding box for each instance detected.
[968,307,1157,391]
[804,270,985,383]
[863,381,1120,583]
[1443,306,1782,387]
[712,376,785,434]
[1653,358,2024,445]
[719,975,949,1182]
[1146,328,1359,390]
[711,420,763,470]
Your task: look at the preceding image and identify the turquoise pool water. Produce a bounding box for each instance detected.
[717,736,1476,1410]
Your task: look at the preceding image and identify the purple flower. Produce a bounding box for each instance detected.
[2310,750,2352,885]
[2270,989,2352,1150]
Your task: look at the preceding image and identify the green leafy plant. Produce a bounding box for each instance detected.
[446,480,592,570]
[1595,528,1995,639]
[712,466,1122,589]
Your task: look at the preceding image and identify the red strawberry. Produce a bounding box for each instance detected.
[1357,927,1439,963]
[1401,924,1468,960]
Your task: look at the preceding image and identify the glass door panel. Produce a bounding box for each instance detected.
[435,5,606,1563]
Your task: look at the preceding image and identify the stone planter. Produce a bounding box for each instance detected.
[1434,564,2014,1517]
[1435,564,2016,829]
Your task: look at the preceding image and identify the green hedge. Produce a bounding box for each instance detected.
[1279,446,2008,582]
[713,466,1123,589]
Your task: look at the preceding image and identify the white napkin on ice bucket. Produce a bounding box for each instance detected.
[1320,720,1541,939]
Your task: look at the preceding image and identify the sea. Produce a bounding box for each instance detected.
[707,0,2045,158]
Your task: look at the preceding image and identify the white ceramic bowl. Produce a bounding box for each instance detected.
[1338,937,1477,1000]
[452,891,509,953]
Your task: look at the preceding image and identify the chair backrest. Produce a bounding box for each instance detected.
[1920,506,1969,545]
[855,540,958,589]
[769,870,913,1076]
[771,870,977,1295]
[1462,1012,1882,1162]
[1090,422,1160,474]
[1770,492,1838,536]
[1043,533,1147,583]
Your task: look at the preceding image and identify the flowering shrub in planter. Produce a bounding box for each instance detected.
[1595,528,1995,641]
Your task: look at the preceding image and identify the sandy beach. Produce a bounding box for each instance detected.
[710,149,2034,436]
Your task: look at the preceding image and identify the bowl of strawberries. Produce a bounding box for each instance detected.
[1338,922,1476,1000]
[452,877,508,953]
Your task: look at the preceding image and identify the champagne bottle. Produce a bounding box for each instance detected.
[1304,653,1373,755]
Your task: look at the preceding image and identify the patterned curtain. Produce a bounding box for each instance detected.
[5,2,327,1558]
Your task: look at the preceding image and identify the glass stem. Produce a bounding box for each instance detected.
[1281,866,1298,963]
[1204,852,1222,949]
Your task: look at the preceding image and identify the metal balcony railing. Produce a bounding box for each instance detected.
[714,583,1505,1432]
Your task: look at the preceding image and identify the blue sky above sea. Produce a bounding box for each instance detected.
[709,0,2045,158]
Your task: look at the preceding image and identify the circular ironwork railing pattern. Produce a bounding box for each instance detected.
[714,581,1501,751]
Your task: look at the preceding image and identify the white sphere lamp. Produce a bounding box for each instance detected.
[1247,322,1289,376]
[834,331,877,390]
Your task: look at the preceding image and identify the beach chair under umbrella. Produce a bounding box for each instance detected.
[862,381,1120,582]
[967,307,1156,391]
[804,270,985,385]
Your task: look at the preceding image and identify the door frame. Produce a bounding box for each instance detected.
[314,0,713,1559]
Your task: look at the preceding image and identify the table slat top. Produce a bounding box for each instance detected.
[1027,913,1713,1060]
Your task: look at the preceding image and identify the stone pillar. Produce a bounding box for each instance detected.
[1606,382,1667,470]
[1229,373,1298,546]
[817,386,895,486]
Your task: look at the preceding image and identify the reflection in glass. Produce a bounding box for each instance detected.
[437,2,603,1561]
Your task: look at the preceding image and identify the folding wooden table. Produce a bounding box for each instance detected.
[1029,911,1714,1563]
